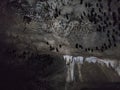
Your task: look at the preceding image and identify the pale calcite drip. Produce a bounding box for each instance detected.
[63,55,75,82]
[63,55,120,82]
[63,55,84,82]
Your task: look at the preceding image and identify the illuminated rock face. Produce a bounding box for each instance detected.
[64,55,120,82]
[2,0,120,59]
[1,0,120,90]
[0,0,120,78]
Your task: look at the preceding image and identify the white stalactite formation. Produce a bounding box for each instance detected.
[63,55,120,82]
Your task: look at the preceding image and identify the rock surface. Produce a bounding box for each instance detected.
[0,0,120,59]
[0,0,120,90]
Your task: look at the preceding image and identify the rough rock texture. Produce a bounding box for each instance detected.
[0,0,120,90]
[0,0,120,59]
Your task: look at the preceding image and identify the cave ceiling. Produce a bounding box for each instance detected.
[0,0,120,60]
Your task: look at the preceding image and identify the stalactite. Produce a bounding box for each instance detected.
[63,55,120,82]
[64,55,74,82]
[76,56,83,82]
